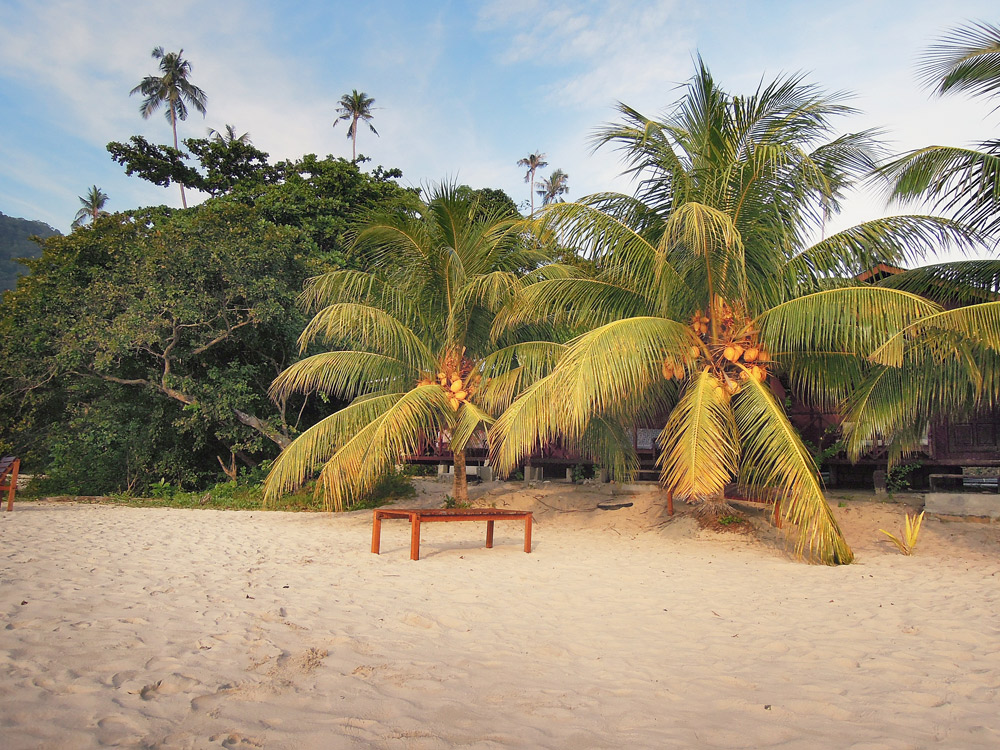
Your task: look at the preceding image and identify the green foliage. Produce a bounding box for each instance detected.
[107,134,276,196]
[717,515,744,526]
[571,463,588,483]
[351,468,416,510]
[443,494,471,509]
[886,461,923,493]
[0,211,60,291]
[1,151,417,492]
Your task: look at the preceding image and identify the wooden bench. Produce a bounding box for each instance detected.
[0,456,20,512]
[371,508,533,561]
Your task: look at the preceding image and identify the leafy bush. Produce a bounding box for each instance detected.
[887,461,922,493]
[350,468,415,510]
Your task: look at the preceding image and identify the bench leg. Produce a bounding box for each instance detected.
[410,514,421,561]
[773,499,782,529]
[371,512,382,554]
[524,514,532,553]
[486,520,494,548]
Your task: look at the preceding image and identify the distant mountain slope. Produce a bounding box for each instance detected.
[0,211,61,291]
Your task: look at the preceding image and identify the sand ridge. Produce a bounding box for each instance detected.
[1,482,999,749]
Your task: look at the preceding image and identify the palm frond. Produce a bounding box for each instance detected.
[656,369,739,499]
[451,400,495,452]
[870,300,1000,367]
[491,278,653,338]
[733,373,854,564]
[269,351,414,402]
[876,259,1000,304]
[789,215,982,280]
[877,142,1000,238]
[315,385,450,511]
[298,303,435,369]
[842,343,988,462]
[663,202,746,306]
[918,21,1000,101]
[262,393,402,508]
[755,287,941,360]
[299,270,422,326]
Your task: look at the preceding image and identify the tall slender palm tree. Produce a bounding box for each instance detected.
[490,60,975,564]
[130,46,208,208]
[537,169,570,206]
[517,152,548,216]
[263,183,554,511]
[71,186,109,228]
[333,90,378,161]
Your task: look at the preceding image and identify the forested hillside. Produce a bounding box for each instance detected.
[0,212,61,291]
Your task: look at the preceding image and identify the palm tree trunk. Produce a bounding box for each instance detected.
[170,106,188,209]
[452,449,469,504]
[351,116,358,161]
[529,167,535,216]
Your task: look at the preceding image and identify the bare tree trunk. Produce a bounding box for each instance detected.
[452,449,468,505]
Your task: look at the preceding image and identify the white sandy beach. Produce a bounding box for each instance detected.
[2,481,1000,749]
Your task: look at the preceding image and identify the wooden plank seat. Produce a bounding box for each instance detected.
[371,508,533,561]
[0,456,20,512]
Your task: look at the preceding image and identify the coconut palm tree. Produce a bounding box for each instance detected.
[130,46,208,208]
[333,90,378,161]
[839,22,1000,466]
[517,152,548,216]
[71,186,109,228]
[490,59,976,564]
[537,169,570,206]
[208,124,251,145]
[262,183,557,511]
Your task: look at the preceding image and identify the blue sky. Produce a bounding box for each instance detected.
[0,0,997,242]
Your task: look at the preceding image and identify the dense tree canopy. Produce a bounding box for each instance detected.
[0,154,418,493]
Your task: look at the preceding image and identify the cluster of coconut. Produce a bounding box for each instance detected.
[721,342,769,383]
[438,370,471,410]
[416,349,476,410]
[690,313,710,336]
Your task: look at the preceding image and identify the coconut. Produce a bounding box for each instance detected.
[450,380,463,392]
[752,366,767,381]
[661,361,674,379]
[455,390,468,401]
[723,345,737,361]
[449,397,460,410]
[744,347,759,362]
[700,316,710,324]
[733,344,745,360]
